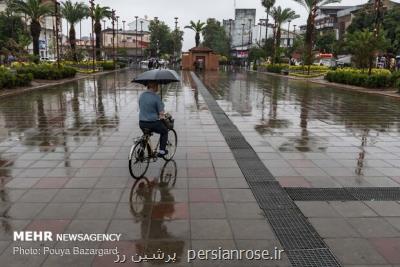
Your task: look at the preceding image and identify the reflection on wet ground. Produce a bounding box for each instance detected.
[0,70,290,266]
[199,71,400,188]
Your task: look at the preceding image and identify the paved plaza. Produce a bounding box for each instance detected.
[0,69,400,266]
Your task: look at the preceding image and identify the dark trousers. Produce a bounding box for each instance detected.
[139,121,168,151]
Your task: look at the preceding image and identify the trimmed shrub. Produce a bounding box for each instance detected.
[0,67,32,89]
[262,64,289,74]
[15,63,77,80]
[100,61,115,70]
[325,68,392,88]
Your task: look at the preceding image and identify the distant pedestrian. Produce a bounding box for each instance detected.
[148,59,153,70]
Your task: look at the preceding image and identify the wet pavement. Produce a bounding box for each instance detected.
[0,69,399,266]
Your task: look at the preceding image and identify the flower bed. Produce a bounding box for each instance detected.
[325,68,393,88]
[0,67,33,89]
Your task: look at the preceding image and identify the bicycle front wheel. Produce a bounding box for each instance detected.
[163,129,178,161]
[129,141,151,179]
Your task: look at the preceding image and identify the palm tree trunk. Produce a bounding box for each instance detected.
[69,24,77,62]
[275,26,281,64]
[195,32,200,47]
[30,20,41,62]
[265,11,269,53]
[95,20,102,60]
[305,5,317,75]
[271,23,277,65]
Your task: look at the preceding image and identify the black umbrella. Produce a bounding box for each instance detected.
[132,69,180,85]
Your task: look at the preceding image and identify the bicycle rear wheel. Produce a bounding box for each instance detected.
[163,129,177,161]
[129,141,151,179]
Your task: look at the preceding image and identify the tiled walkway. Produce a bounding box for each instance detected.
[198,70,400,267]
[0,70,289,266]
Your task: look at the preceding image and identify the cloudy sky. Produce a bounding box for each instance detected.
[69,0,390,50]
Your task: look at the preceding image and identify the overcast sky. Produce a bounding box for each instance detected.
[66,0,393,50]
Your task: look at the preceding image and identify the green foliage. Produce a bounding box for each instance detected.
[148,19,183,58]
[325,68,393,88]
[289,65,329,72]
[348,6,400,54]
[249,47,266,62]
[185,20,206,47]
[315,30,337,53]
[0,67,32,89]
[61,1,88,25]
[15,63,77,80]
[260,63,289,73]
[0,11,30,56]
[346,30,387,71]
[202,18,230,57]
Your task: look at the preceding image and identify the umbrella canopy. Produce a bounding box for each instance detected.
[132,69,180,85]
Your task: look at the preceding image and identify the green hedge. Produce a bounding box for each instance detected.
[0,67,33,89]
[16,64,77,80]
[325,68,393,88]
[261,64,289,74]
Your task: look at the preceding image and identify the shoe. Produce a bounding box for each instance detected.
[157,150,168,158]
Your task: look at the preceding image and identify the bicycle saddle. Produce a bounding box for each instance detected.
[141,128,153,135]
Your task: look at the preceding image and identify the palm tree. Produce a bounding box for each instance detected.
[292,0,341,73]
[184,20,205,47]
[10,0,53,60]
[261,0,275,49]
[61,0,89,62]
[270,6,299,63]
[92,4,112,60]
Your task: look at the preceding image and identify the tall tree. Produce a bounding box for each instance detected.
[184,20,205,47]
[0,7,30,56]
[61,0,88,62]
[10,0,53,60]
[269,6,299,63]
[261,0,275,52]
[92,4,112,60]
[148,19,174,57]
[292,0,341,73]
[202,18,230,56]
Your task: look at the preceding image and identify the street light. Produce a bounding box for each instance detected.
[154,17,159,58]
[174,17,178,66]
[89,0,95,72]
[54,1,61,68]
[293,25,297,34]
[248,19,252,45]
[111,9,116,68]
[241,23,245,67]
[116,15,119,59]
[135,16,138,64]
[287,20,291,48]
[140,20,143,61]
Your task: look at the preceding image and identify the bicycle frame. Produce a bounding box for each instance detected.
[129,134,160,161]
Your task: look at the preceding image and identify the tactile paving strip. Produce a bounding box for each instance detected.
[286,187,400,201]
[191,72,341,267]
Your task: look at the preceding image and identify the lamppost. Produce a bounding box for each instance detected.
[122,20,126,47]
[258,20,263,46]
[248,19,252,45]
[154,17,159,58]
[103,20,106,59]
[54,1,60,68]
[111,9,116,68]
[116,16,119,59]
[241,23,245,67]
[174,17,178,66]
[140,20,143,61]
[135,16,138,64]
[287,20,291,47]
[89,0,95,72]
[293,25,296,35]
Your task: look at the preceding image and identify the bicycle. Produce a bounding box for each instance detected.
[128,119,177,179]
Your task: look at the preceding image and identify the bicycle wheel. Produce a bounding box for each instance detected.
[163,129,177,161]
[129,141,151,179]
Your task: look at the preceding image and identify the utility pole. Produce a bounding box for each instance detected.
[89,0,95,72]
[111,9,116,68]
[135,16,138,64]
[54,1,60,68]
